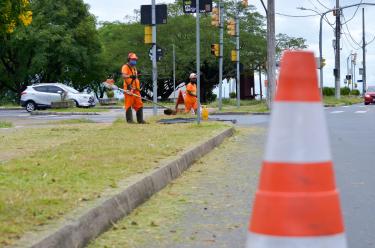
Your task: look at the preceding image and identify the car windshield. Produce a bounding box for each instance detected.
[61,85,79,94]
[367,86,375,92]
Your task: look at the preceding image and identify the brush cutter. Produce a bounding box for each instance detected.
[102,82,176,115]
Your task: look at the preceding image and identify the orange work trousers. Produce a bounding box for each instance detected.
[185,98,198,113]
[124,91,143,111]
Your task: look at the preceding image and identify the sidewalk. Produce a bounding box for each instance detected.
[89,127,266,248]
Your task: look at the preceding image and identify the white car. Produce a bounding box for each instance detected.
[21,83,96,112]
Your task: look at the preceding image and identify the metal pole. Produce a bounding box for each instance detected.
[196,0,201,124]
[173,44,176,101]
[218,1,224,111]
[236,9,240,108]
[319,14,324,94]
[362,8,367,94]
[259,65,263,100]
[335,0,341,99]
[152,0,158,115]
[266,0,276,109]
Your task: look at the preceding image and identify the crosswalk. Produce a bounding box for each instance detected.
[327,105,372,115]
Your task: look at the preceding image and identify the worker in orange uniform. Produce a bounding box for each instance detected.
[121,52,146,124]
[185,73,198,114]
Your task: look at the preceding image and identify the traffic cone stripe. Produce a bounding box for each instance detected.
[249,190,344,236]
[246,232,347,248]
[260,162,335,192]
[265,102,331,163]
[275,51,321,102]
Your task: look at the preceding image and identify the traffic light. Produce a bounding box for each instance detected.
[227,18,236,36]
[321,58,326,67]
[242,0,248,7]
[211,44,219,57]
[144,25,152,44]
[231,50,237,62]
[211,7,219,27]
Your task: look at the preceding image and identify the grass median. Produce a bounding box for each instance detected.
[0,119,229,246]
[46,107,108,113]
[209,99,268,113]
[323,96,363,106]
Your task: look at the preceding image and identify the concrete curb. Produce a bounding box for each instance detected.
[22,127,234,248]
[31,111,99,116]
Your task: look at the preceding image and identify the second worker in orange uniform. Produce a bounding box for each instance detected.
[121,52,146,124]
[185,73,198,114]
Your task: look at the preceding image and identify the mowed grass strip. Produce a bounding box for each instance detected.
[0,120,228,246]
[0,121,12,128]
[323,96,363,106]
[0,124,103,163]
[210,99,268,113]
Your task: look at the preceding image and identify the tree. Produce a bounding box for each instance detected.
[0,0,104,100]
[0,0,32,35]
[276,33,308,60]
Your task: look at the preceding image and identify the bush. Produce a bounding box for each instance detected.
[322,87,335,96]
[208,93,217,102]
[340,87,351,96]
[351,89,360,96]
[229,92,236,98]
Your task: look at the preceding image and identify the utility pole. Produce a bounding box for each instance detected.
[259,65,263,100]
[218,1,224,111]
[152,0,158,115]
[236,6,240,108]
[334,0,341,99]
[362,8,367,94]
[196,0,201,124]
[266,0,276,109]
[173,44,176,101]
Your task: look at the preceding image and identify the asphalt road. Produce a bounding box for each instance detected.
[214,104,375,248]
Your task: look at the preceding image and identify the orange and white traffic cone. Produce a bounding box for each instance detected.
[246,51,347,247]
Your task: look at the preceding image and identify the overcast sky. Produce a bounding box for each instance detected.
[84,0,375,89]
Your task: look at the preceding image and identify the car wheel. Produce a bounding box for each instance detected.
[365,102,370,105]
[74,100,80,108]
[25,101,36,112]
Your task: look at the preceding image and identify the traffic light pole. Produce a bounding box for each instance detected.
[218,1,224,111]
[173,44,176,101]
[196,0,201,124]
[334,0,341,99]
[152,0,158,115]
[236,13,240,108]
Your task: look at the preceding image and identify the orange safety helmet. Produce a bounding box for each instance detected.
[128,52,138,61]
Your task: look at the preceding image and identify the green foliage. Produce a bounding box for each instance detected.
[0,0,104,100]
[229,92,236,98]
[351,89,360,96]
[340,87,350,96]
[322,87,335,96]
[0,121,12,128]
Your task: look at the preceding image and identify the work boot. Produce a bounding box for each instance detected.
[125,108,135,124]
[136,108,147,124]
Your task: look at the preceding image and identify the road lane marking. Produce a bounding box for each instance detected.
[355,111,368,114]
[342,106,350,108]
[330,111,344,114]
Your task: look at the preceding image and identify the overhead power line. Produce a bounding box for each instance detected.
[341,0,363,25]
[275,12,320,18]
[316,0,332,10]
